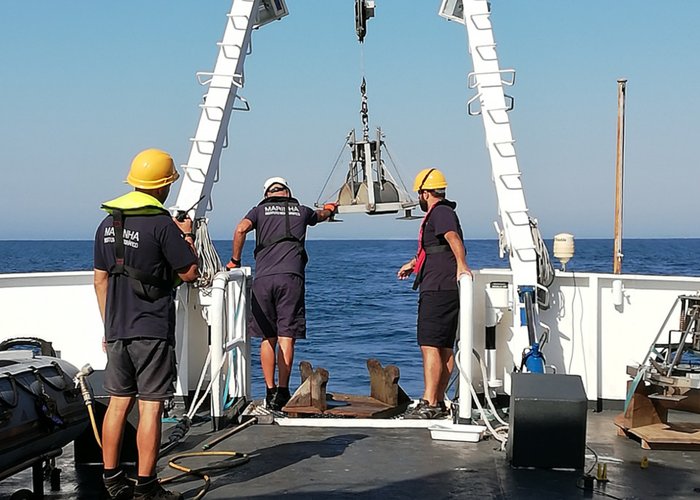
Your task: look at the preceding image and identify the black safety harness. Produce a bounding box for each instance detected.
[253,197,308,265]
[108,209,174,301]
[412,200,452,290]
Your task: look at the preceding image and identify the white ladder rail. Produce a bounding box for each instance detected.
[450,0,539,356]
[461,0,538,276]
[174,0,264,220]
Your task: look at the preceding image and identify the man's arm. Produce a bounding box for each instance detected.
[171,215,199,282]
[94,268,109,352]
[93,269,109,323]
[227,218,253,269]
[176,262,199,283]
[444,231,472,279]
[173,215,197,258]
[315,203,338,223]
[397,256,416,280]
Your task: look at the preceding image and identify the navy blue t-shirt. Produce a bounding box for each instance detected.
[420,200,464,292]
[245,197,318,278]
[94,213,197,341]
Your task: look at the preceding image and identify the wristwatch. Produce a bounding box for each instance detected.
[230,257,241,266]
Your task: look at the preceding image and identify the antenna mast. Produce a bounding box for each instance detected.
[613,79,627,274]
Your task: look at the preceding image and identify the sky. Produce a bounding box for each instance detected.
[1,1,699,240]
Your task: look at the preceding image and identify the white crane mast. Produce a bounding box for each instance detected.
[173,0,288,219]
[440,0,540,346]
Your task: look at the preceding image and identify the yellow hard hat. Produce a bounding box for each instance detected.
[126,149,179,189]
[413,168,447,191]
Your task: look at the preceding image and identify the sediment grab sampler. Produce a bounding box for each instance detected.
[315,1,418,220]
[315,77,419,220]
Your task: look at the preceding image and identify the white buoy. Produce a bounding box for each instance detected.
[612,279,625,307]
[553,233,575,271]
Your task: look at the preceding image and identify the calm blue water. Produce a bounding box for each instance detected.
[3,239,700,398]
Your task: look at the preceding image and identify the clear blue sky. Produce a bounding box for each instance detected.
[1,1,698,240]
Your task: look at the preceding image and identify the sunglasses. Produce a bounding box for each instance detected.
[267,186,288,194]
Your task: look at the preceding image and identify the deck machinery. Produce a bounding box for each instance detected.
[623,295,700,428]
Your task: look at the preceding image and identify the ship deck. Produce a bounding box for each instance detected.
[1,409,700,499]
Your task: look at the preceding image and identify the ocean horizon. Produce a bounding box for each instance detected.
[3,238,700,397]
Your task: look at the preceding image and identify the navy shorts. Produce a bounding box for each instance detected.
[417,290,460,348]
[249,274,306,339]
[104,338,176,401]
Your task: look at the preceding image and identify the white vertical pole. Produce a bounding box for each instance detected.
[363,142,376,211]
[174,287,189,397]
[209,277,226,424]
[457,274,474,423]
[227,270,250,399]
[613,79,627,274]
[209,268,250,427]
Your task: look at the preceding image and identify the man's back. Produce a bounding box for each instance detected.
[245,196,318,278]
[420,201,463,292]
[94,212,196,340]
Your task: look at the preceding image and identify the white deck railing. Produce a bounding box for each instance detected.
[456,274,474,423]
[3,269,700,407]
[206,268,251,424]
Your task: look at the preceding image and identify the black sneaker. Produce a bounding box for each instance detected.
[404,399,448,420]
[403,399,430,419]
[265,387,277,409]
[103,470,135,500]
[133,479,183,500]
[270,387,291,411]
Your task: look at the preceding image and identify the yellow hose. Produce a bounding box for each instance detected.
[87,402,102,449]
[84,399,249,500]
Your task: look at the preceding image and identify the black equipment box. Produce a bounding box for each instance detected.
[74,370,138,465]
[507,373,587,469]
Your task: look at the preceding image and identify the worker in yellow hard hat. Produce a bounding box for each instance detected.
[94,148,198,500]
[398,167,471,419]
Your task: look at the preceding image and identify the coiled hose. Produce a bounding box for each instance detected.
[78,368,251,500]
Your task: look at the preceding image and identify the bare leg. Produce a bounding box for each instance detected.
[421,346,443,406]
[436,347,455,405]
[136,400,164,477]
[277,337,296,388]
[260,338,278,388]
[102,396,135,469]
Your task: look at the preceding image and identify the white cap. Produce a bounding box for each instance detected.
[263,176,291,196]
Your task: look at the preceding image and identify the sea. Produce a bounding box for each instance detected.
[2,238,700,399]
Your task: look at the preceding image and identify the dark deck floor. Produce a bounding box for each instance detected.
[2,410,700,499]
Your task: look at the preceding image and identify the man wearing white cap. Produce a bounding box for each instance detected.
[227,177,337,410]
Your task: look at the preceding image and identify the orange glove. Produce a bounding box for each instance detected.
[323,202,339,214]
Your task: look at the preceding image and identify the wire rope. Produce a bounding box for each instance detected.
[315,134,352,206]
[451,346,509,450]
[529,218,554,289]
[194,219,223,289]
[383,142,415,196]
